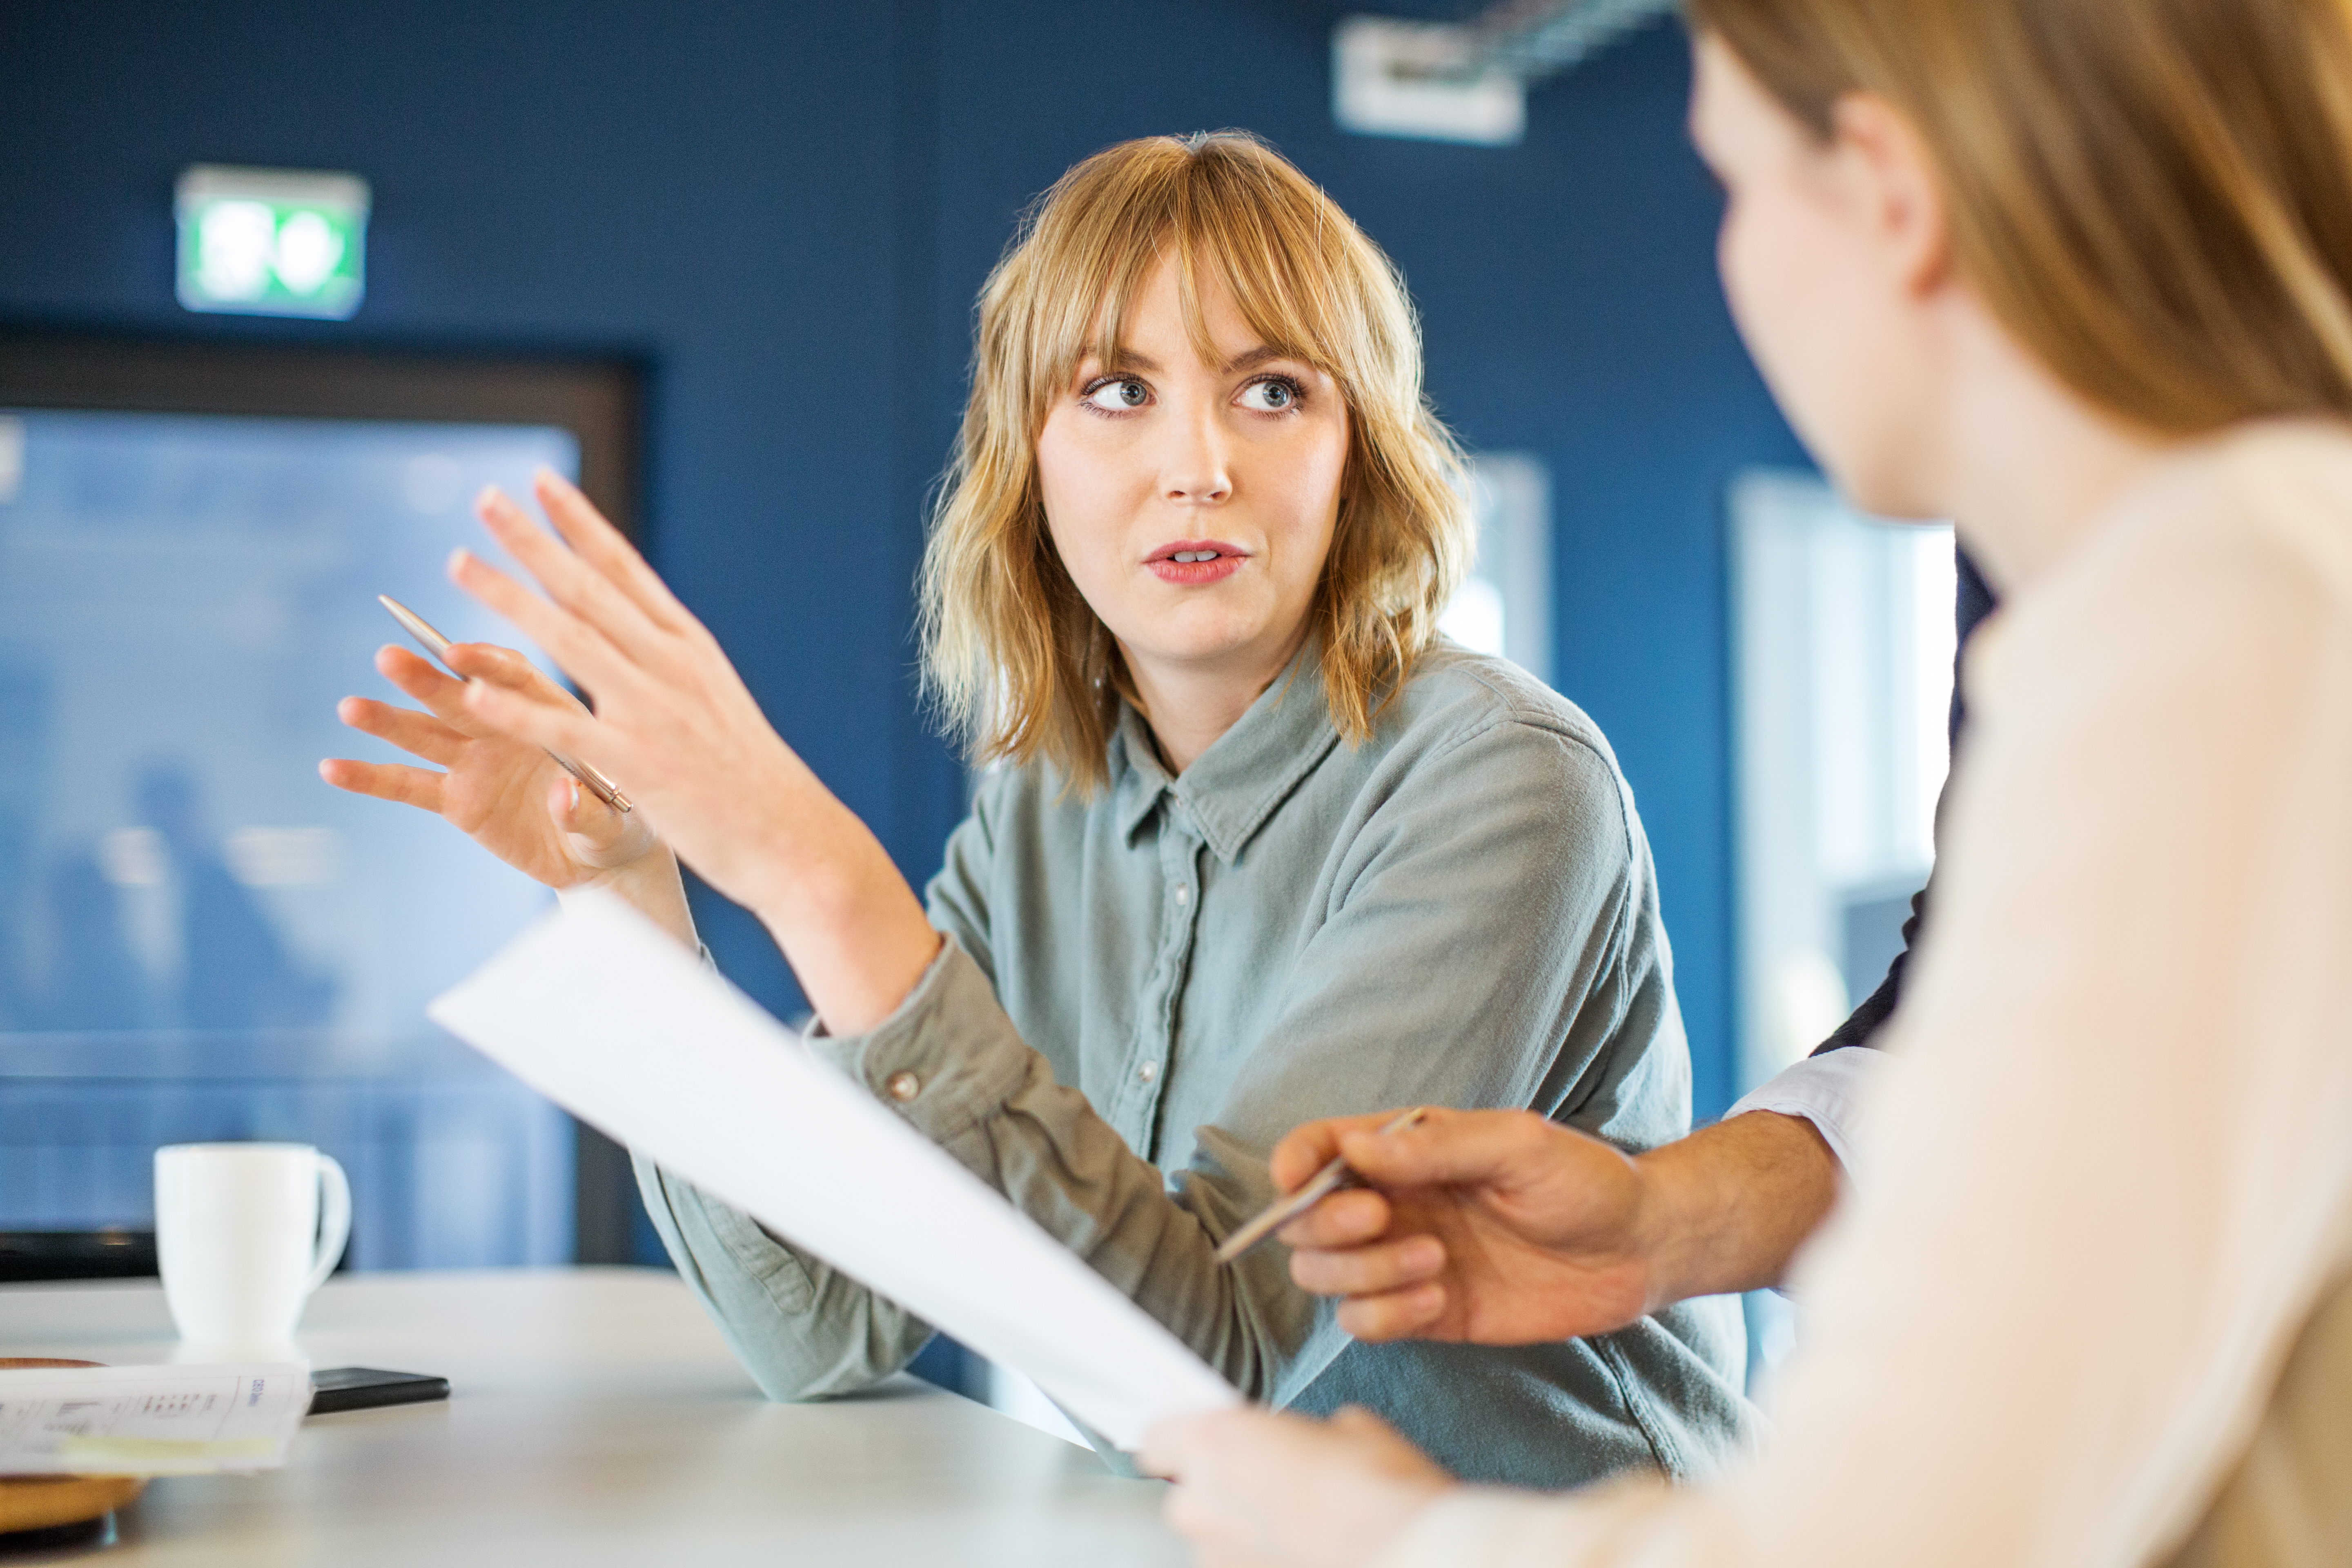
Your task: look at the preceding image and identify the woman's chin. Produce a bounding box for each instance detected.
[1120,621,1304,684]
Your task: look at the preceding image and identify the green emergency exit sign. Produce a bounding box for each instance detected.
[176,165,370,319]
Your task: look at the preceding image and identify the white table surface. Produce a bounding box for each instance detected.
[0,1268,1186,1566]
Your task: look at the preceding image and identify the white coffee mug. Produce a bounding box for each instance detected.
[154,1143,351,1348]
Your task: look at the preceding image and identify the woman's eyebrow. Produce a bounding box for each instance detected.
[1078,345,1306,376]
[1088,349,1163,374]
[1222,345,1309,374]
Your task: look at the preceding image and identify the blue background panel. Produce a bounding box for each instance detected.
[0,0,1809,1121]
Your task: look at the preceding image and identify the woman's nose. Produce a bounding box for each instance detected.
[1160,408,1232,504]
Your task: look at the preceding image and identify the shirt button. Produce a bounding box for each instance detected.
[1174,885,1190,906]
[885,1071,921,1102]
[1138,1062,1158,1083]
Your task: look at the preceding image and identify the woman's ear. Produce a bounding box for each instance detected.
[1831,92,1955,303]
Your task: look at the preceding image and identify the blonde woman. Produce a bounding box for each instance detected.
[322,133,1751,1486]
[1145,3,2352,1565]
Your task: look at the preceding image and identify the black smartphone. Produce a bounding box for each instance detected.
[307,1367,450,1416]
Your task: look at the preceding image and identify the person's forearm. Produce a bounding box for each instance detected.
[806,942,1317,1403]
[747,795,943,1036]
[1631,1111,1840,1307]
[632,1153,933,1401]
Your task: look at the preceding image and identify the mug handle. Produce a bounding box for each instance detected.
[304,1154,352,1296]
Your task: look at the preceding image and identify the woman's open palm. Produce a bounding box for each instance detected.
[322,638,655,891]
[325,470,942,1034]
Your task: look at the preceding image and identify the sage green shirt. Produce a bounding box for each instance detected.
[637,643,1754,1489]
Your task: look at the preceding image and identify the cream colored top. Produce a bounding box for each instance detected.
[1383,419,2352,1568]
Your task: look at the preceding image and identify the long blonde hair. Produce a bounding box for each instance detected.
[1687,0,2352,434]
[918,132,1472,793]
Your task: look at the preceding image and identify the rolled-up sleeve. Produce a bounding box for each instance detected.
[1724,1048,1884,1175]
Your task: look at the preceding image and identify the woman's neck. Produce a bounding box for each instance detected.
[1936,303,2185,595]
[1124,628,1310,775]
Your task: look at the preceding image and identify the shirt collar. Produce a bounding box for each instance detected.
[1108,644,1344,864]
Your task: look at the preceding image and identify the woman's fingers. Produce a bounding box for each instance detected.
[439,637,542,688]
[459,671,604,762]
[545,771,648,865]
[549,773,608,841]
[447,546,644,704]
[374,643,474,718]
[318,757,445,814]
[441,639,589,710]
[474,488,675,672]
[530,469,698,636]
[336,695,466,766]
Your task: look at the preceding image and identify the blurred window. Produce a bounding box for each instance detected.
[1730,469,1956,1088]
[1438,452,1553,683]
[0,341,641,1269]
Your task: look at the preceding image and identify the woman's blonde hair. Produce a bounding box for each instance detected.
[1687,0,2352,435]
[918,131,1471,793]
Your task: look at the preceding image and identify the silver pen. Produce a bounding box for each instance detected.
[377,594,633,816]
[1213,1107,1428,1266]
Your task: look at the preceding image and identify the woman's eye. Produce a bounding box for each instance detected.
[1238,377,1301,412]
[1082,379,1151,412]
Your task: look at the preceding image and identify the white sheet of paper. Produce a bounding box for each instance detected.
[0,1363,309,1474]
[427,892,1240,1449]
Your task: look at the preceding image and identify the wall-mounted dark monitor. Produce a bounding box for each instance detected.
[0,334,645,1269]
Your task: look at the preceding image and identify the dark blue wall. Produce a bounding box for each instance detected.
[0,0,1803,1118]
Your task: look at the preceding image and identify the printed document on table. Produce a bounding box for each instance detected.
[0,1363,309,1474]
[428,892,1241,1450]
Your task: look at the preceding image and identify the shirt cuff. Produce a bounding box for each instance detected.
[1724,1047,1884,1175]
[799,935,1032,1150]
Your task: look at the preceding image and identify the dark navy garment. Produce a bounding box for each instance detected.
[1813,548,1998,1056]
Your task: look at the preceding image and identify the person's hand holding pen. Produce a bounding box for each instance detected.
[322,469,942,1034]
[1262,1100,1836,1346]
[1261,1107,1663,1345]
[1139,1109,1685,1566]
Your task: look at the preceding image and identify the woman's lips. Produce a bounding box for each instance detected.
[1147,540,1246,586]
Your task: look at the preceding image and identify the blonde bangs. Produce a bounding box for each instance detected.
[920,131,1472,794]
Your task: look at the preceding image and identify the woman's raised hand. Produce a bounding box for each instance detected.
[332,470,940,1033]
[322,637,661,895]
[422,471,829,920]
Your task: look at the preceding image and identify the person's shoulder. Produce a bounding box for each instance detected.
[1376,641,1629,791]
[2058,417,2352,634]
[2209,418,2352,603]
[1350,644,1645,872]
[1385,641,1610,747]
[1986,417,2352,708]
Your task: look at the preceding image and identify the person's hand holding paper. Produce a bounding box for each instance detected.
[429,891,1239,1450]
